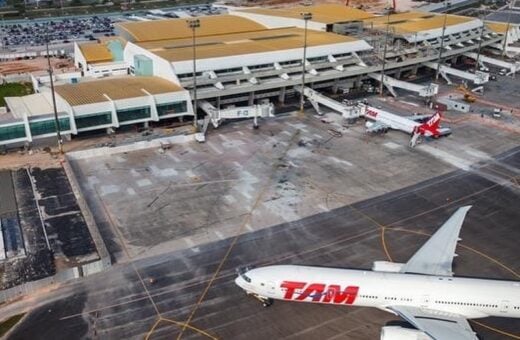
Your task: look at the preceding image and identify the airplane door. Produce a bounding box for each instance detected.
[500,300,510,314]
[421,295,430,308]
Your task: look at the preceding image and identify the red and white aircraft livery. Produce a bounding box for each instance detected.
[235,206,520,340]
[363,105,451,147]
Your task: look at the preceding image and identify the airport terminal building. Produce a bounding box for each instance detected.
[0,4,518,147]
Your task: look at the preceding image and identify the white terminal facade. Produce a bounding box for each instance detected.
[1,4,518,146]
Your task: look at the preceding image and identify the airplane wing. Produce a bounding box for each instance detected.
[389,305,478,340]
[366,121,389,133]
[407,114,432,122]
[400,206,472,276]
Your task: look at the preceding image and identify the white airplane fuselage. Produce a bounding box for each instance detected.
[364,107,420,135]
[235,265,520,319]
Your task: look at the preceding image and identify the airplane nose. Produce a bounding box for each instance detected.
[235,275,245,289]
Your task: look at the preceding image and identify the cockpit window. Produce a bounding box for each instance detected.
[237,266,252,283]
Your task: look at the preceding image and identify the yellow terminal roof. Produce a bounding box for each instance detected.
[137,26,359,62]
[55,76,183,106]
[116,15,267,42]
[239,4,375,24]
[78,43,113,64]
[485,21,509,34]
[363,12,474,34]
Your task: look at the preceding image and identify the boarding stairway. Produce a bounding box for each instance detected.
[424,62,489,85]
[368,73,439,97]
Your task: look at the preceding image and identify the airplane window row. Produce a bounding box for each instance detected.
[359,295,378,299]
[435,301,498,308]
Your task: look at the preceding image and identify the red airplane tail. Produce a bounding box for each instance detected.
[419,112,442,136]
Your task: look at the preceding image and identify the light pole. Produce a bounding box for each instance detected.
[475,13,485,72]
[187,18,200,129]
[300,12,312,113]
[46,25,63,154]
[435,10,449,80]
[502,1,512,57]
[379,7,392,96]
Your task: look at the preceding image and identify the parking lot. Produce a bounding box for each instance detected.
[1,16,114,49]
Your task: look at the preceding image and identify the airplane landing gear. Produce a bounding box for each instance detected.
[250,293,273,307]
[261,298,273,308]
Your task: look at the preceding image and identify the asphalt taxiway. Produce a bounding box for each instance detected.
[4,147,520,340]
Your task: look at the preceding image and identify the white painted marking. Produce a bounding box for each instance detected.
[127,188,136,196]
[136,179,152,187]
[420,145,472,171]
[185,238,200,252]
[130,169,141,178]
[318,204,329,212]
[237,131,245,136]
[215,231,225,240]
[282,130,292,136]
[400,100,420,107]
[224,195,237,204]
[465,148,491,160]
[383,142,402,150]
[240,191,252,199]
[327,156,353,167]
[219,134,230,142]
[168,154,180,162]
[313,133,323,139]
[245,224,253,231]
[207,142,223,155]
[233,161,242,169]
[99,185,120,196]
[185,169,195,178]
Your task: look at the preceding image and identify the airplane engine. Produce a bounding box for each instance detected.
[380,326,430,340]
[365,121,374,129]
[372,261,404,272]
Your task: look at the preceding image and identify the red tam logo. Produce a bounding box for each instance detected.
[366,109,378,118]
[280,281,359,304]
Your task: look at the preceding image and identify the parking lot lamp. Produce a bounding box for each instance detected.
[300,12,312,113]
[187,18,200,130]
[46,27,63,154]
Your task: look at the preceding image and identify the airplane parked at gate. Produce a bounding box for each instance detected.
[235,206,520,340]
[363,106,451,147]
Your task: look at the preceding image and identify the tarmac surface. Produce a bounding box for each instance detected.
[4,147,520,340]
[2,90,520,338]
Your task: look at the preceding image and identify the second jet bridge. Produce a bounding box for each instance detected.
[368,73,439,98]
[300,87,361,119]
[424,62,489,85]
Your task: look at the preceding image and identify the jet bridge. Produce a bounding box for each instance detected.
[368,73,439,98]
[463,52,519,76]
[424,62,489,85]
[300,87,361,119]
[195,100,274,142]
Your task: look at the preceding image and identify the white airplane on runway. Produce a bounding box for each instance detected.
[235,206,520,340]
[363,106,451,147]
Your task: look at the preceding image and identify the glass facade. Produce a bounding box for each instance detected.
[75,112,112,129]
[0,124,26,141]
[157,102,187,116]
[29,117,70,136]
[116,106,151,123]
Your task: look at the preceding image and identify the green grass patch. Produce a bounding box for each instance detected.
[0,82,33,106]
[0,313,25,337]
